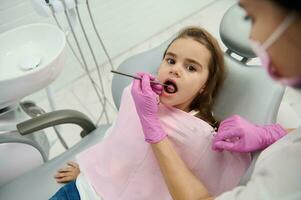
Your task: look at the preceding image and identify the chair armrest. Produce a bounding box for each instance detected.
[17,110,96,137]
[0,132,48,162]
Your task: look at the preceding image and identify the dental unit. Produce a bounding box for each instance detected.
[33,0,118,125]
[0,0,118,184]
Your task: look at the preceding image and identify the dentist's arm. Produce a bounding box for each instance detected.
[131,73,214,200]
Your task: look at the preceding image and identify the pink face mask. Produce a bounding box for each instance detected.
[249,12,301,89]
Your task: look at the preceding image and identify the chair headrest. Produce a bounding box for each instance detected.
[219,4,256,59]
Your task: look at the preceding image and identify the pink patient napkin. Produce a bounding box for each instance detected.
[77,85,251,200]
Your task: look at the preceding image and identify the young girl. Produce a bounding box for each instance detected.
[50,27,251,200]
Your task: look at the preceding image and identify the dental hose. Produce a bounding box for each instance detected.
[59,0,110,124]
[49,5,116,119]
[49,0,119,123]
[86,0,115,71]
[74,0,110,124]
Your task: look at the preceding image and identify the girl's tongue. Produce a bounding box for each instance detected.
[164,80,178,94]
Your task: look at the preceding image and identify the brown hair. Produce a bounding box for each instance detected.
[163,27,226,128]
[271,0,301,12]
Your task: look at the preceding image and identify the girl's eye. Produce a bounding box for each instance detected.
[166,58,175,65]
[244,15,251,21]
[244,14,254,23]
[186,65,196,72]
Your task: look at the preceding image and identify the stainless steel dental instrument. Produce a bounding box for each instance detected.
[110,70,169,87]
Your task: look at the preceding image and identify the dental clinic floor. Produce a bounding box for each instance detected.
[2,0,300,159]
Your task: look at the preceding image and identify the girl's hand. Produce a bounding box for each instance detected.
[54,161,80,183]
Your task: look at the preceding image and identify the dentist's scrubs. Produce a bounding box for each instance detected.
[216,128,301,199]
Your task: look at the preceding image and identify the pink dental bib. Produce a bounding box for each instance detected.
[77,86,251,199]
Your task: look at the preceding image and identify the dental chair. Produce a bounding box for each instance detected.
[0,4,284,199]
[0,41,284,200]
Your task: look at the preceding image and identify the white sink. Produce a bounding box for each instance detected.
[0,23,66,109]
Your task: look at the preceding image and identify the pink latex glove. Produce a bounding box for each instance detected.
[212,115,287,152]
[131,72,167,143]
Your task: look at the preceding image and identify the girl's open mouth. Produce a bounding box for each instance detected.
[164,79,178,94]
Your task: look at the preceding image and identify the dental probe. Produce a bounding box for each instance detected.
[111,70,169,87]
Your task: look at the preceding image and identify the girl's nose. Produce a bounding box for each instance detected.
[169,64,181,77]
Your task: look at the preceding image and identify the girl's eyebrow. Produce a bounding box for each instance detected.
[238,2,245,9]
[238,1,251,13]
[165,52,176,57]
[186,58,203,69]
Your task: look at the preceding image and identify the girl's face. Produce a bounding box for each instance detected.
[240,0,301,78]
[157,38,211,112]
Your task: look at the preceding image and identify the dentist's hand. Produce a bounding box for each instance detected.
[212,115,287,153]
[131,72,167,143]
